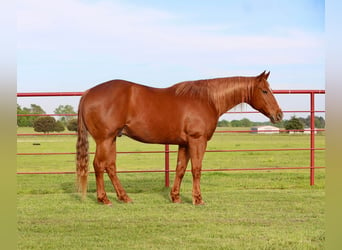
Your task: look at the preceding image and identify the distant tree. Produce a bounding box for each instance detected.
[17,104,46,127]
[67,118,78,131]
[54,105,77,125]
[240,118,252,127]
[30,104,45,114]
[251,120,282,127]
[217,119,230,127]
[300,115,325,128]
[284,116,304,133]
[298,117,307,127]
[315,116,325,128]
[215,116,319,130]
[33,117,57,134]
[273,120,285,128]
[17,104,30,127]
[230,120,241,127]
[54,120,65,132]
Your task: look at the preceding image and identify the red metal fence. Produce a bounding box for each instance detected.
[17,90,325,186]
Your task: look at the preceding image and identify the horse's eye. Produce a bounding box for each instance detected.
[262,90,268,94]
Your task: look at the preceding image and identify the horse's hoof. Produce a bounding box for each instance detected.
[172,198,182,204]
[170,195,182,203]
[98,197,112,206]
[119,196,133,203]
[193,199,205,206]
[124,198,133,203]
[98,200,112,206]
[170,192,182,203]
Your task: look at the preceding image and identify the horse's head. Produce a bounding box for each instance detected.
[249,71,283,124]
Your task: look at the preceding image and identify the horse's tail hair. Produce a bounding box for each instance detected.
[76,92,89,200]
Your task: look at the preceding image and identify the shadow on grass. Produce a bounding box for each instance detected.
[60,173,180,204]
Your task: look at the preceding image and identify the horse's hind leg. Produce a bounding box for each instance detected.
[94,138,131,205]
[105,138,132,203]
[170,145,190,203]
[93,140,111,205]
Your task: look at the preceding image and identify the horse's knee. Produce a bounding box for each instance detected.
[105,164,117,177]
[93,157,104,171]
[176,171,185,179]
[191,168,201,179]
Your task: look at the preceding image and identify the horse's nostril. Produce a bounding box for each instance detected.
[276,111,283,121]
[277,112,283,121]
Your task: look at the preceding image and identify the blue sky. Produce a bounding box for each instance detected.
[17,0,325,120]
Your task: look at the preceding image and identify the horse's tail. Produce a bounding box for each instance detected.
[76,91,89,199]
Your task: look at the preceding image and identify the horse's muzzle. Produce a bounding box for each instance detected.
[270,110,283,124]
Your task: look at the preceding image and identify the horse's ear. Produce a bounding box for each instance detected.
[258,70,270,80]
[257,70,266,80]
[265,71,270,79]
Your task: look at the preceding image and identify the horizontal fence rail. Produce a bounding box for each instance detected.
[17,90,325,186]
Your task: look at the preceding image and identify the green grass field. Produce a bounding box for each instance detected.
[17,127,325,249]
[17,127,325,172]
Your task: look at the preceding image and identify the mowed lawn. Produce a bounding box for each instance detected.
[17,127,325,249]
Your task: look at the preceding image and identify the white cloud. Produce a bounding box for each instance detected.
[18,0,324,67]
[17,0,175,49]
[17,0,325,120]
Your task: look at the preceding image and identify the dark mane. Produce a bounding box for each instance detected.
[173,76,256,114]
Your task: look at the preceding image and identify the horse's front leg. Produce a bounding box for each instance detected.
[188,137,207,205]
[170,145,190,203]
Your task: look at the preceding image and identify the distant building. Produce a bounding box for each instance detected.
[290,127,317,134]
[250,125,280,134]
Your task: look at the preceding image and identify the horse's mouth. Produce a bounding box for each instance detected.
[270,111,283,124]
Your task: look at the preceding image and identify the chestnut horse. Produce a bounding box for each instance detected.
[76,71,283,205]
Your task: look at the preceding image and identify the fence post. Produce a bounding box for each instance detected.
[164,144,170,187]
[310,92,315,186]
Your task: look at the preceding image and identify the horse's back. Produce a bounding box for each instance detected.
[86,79,135,96]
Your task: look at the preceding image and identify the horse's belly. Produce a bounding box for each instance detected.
[121,121,187,145]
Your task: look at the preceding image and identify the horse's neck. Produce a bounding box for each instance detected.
[211,77,253,116]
